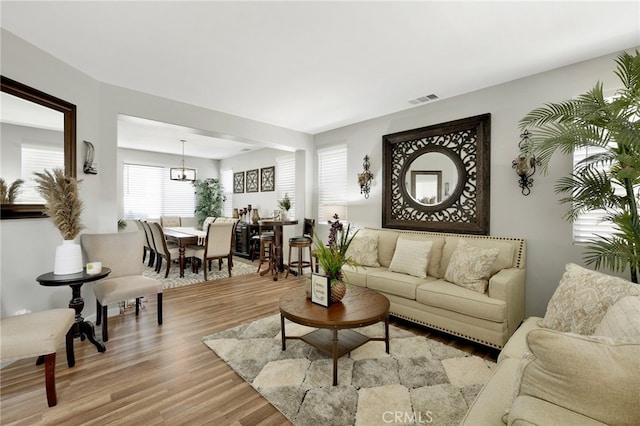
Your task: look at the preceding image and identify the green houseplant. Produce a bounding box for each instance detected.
[519,50,640,283]
[314,223,360,301]
[193,178,225,229]
[277,193,292,218]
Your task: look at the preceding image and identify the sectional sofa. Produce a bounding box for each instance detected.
[342,227,526,349]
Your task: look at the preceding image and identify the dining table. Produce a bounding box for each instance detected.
[258,218,298,281]
[163,226,206,277]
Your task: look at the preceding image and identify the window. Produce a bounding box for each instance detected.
[221,169,233,217]
[123,163,195,219]
[572,144,620,243]
[276,155,296,218]
[21,145,64,203]
[317,145,347,222]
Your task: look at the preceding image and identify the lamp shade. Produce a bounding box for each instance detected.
[323,205,347,222]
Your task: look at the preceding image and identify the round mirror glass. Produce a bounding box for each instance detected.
[404,152,459,206]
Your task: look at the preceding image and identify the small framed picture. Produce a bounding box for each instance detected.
[233,171,244,193]
[260,166,275,192]
[246,169,259,192]
[311,273,330,307]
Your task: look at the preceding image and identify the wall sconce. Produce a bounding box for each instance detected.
[512,130,536,196]
[357,155,373,198]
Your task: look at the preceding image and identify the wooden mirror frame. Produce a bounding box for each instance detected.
[382,113,491,235]
[1,76,77,219]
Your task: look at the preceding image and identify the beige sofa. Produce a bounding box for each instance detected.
[342,227,526,349]
[462,263,640,425]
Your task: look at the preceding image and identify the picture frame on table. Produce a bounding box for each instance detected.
[311,273,330,307]
[246,169,259,192]
[233,171,245,193]
[260,166,275,192]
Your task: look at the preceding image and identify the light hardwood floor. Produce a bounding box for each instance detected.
[0,263,497,425]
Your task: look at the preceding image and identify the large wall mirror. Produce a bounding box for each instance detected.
[383,113,490,234]
[1,76,76,219]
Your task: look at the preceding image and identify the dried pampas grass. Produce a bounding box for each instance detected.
[0,178,24,204]
[33,168,84,240]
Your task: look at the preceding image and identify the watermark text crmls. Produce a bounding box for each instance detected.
[382,411,434,424]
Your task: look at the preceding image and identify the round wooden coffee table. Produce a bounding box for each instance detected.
[279,285,390,385]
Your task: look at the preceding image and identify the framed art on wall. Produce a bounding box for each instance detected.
[246,169,259,192]
[233,171,245,193]
[260,166,275,192]
[311,273,330,307]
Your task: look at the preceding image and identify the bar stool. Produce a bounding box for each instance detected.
[254,223,274,274]
[285,218,315,278]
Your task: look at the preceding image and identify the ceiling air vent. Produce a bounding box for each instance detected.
[409,94,439,105]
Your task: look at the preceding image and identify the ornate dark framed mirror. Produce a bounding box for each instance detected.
[1,76,77,219]
[383,113,490,234]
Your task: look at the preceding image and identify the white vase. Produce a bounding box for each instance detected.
[53,239,83,275]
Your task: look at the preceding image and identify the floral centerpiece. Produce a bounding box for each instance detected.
[314,222,359,302]
[33,168,84,274]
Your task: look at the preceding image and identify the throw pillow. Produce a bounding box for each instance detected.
[444,239,499,293]
[539,263,640,335]
[345,234,380,267]
[388,237,433,278]
[512,329,640,426]
[593,295,640,338]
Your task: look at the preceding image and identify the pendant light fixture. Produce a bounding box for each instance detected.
[170,139,196,181]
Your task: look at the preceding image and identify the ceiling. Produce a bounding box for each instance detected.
[2,1,639,159]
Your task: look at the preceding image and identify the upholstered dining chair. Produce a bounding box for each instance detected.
[134,220,153,265]
[81,231,163,342]
[148,221,189,278]
[189,221,236,280]
[141,220,157,267]
[160,215,181,227]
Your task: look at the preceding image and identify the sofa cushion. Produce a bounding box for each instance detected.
[366,270,435,300]
[346,234,380,267]
[440,237,515,277]
[444,239,499,293]
[375,229,400,267]
[388,237,432,278]
[514,329,640,426]
[539,263,640,335]
[416,280,506,323]
[508,395,608,426]
[593,295,640,338]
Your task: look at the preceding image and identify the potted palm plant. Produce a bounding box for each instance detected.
[519,50,640,283]
[313,223,360,302]
[33,168,84,275]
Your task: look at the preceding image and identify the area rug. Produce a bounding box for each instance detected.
[202,314,496,426]
[143,258,256,289]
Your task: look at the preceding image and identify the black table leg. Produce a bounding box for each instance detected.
[69,283,106,353]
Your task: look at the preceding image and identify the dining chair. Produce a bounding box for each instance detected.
[160,215,181,227]
[189,221,236,280]
[285,218,315,278]
[80,231,163,342]
[148,221,191,278]
[141,220,157,267]
[134,220,153,265]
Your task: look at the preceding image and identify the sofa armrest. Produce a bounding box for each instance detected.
[488,268,525,339]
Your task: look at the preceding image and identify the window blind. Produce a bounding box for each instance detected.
[317,145,347,222]
[276,155,296,218]
[21,145,64,203]
[221,169,233,217]
[123,163,195,219]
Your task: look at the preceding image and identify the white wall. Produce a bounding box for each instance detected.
[0,29,312,318]
[314,47,640,316]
